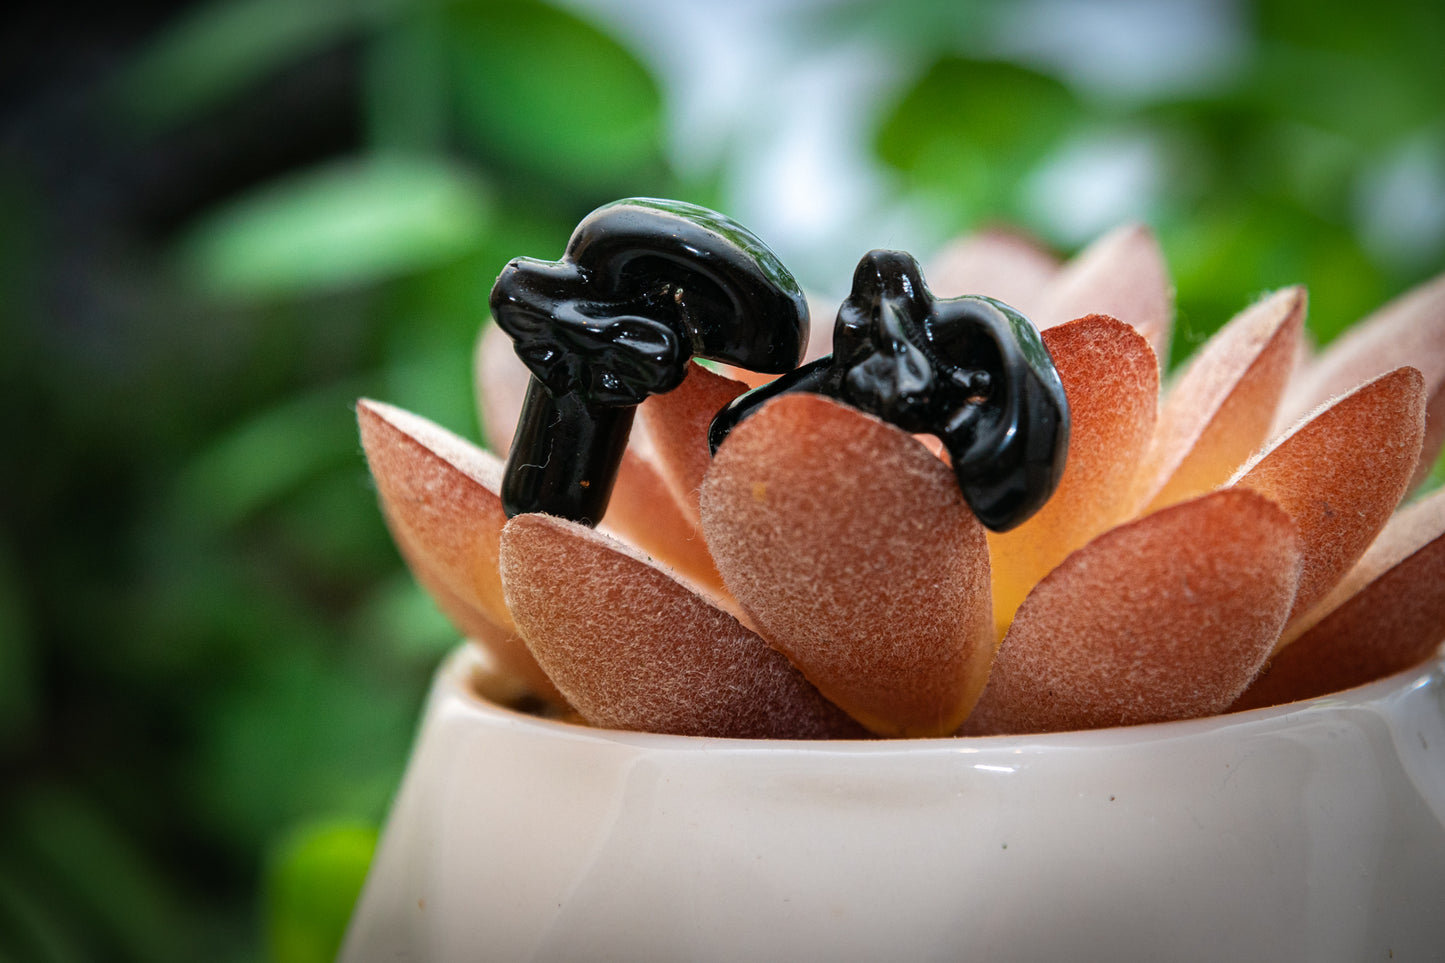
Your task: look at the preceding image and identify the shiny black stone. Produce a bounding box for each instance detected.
[709,250,1070,532]
[491,197,809,523]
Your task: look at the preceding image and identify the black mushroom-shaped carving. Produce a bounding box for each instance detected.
[709,250,1070,532]
[491,197,809,523]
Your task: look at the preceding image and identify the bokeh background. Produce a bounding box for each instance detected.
[2,0,1443,958]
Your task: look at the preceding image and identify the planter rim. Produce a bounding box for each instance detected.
[442,641,1445,754]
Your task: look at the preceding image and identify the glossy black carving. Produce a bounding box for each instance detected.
[492,197,809,523]
[709,250,1070,532]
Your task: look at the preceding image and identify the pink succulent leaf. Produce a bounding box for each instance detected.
[1135,286,1306,512]
[926,228,1060,317]
[1231,366,1426,630]
[1278,271,1445,491]
[1032,224,1174,363]
[965,489,1301,735]
[700,394,994,737]
[1234,488,1445,710]
[987,315,1160,636]
[357,399,561,701]
[499,513,866,739]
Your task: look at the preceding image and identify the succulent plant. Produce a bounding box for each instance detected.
[359,219,1445,740]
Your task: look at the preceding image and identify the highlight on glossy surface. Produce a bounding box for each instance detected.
[499,513,864,739]
[966,489,1301,735]
[1135,286,1305,512]
[986,315,1159,636]
[1235,490,1445,710]
[490,197,808,523]
[710,250,1070,533]
[1232,366,1425,628]
[700,393,994,737]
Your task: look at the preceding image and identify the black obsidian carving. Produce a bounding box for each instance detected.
[709,250,1070,532]
[491,197,809,523]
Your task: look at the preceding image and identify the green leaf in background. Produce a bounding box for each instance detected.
[351,573,462,661]
[178,156,491,300]
[445,0,664,187]
[114,0,385,131]
[876,56,1084,229]
[173,382,366,531]
[1249,0,1445,146]
[0,541,36,749]
[1160,198,1387,366]
[0,864,89,963]
[3,787,199,962]
[191,647,416,851]
[364,3,448,153]
[264,819,377,963]
[801,0,999,48]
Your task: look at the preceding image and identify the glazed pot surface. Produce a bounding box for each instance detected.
[343,645,1445,962]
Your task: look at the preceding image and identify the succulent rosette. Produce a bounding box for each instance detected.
[358,222,1445,740]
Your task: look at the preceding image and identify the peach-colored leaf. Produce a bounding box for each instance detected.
[1136,286,1306,512]
[1033,224,1173,361]
[699,394,993,737]
[358,399,560,700]
[393,533,564,704]
[1232,366,1425,629]
[987,315,1160,636]
[638,361,749,523]
[600,449,727,596]
[473,321,531,456]
[801,291,839,364]
[1233,488,1445,710]
[499,513,865,739]
[1278,271,1445,489]
[965,489,1300,735]
[926,228,1059,317]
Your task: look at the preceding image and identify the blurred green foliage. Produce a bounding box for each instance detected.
[878,57,1084,228]
[1,0,1441,960]
[179,156,492,300]
[871,0,1445,363]
[263,820,376,963]
[2,0,675,958]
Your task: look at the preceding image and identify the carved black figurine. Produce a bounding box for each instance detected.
[709,250,1070,532]
[491,198,809,523]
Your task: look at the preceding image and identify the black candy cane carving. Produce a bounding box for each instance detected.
[490,198,809,524]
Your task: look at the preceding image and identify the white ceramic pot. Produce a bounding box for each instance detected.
[342,645,1445,962]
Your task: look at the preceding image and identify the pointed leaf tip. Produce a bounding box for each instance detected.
[1283,272,1445,494]
[1035,223,1173,362]
[1234,488,1445,710]
[987,315,1160,636]
[1233,366,1425,628]
[1137,286,1305,512]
